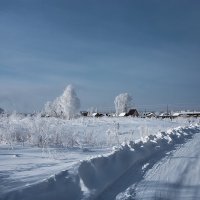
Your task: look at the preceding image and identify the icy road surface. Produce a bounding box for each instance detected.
[117,130,200,200]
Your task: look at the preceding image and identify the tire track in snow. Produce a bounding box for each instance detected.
[89,125,200,200]
[115,145,185,200]
[131,132,200,200]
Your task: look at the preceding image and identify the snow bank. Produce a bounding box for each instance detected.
[1,124,200,200]
[1,169,82,200]
[79,124,200,199]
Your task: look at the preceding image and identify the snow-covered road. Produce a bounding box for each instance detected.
[117,130,200,200]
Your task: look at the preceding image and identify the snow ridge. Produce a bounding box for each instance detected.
[1,124,200,200]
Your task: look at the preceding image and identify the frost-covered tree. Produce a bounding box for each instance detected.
[114,93,132,116]
[43,85,80,119]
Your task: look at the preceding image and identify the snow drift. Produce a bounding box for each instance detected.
[1,124,200,200]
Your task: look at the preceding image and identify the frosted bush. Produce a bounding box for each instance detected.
[0,113,189,149]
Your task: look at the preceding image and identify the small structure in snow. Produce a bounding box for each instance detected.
[172,111,200,118]
[172,112,181,118]
[126,109,139,117]
[119,109,139,117]
[158,113,172,119]
[144,112,156,118]
[119,112,127,117]
[92,113,104,117]
[80,111,89,117]
[105,113,112,117]
[182,111,200,117]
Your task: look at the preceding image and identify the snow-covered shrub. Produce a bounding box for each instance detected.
[0,113,30,148]
[0,112,191,149]
[114,93,132,116]
[43,85,80,119]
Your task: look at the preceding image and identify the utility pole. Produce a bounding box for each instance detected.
[167,104,169,116]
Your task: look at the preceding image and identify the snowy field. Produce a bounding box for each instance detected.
[0,114,199,200]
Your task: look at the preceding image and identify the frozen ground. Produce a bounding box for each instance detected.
[0,115,199,200]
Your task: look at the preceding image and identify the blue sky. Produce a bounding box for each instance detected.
[0,0,200,112]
